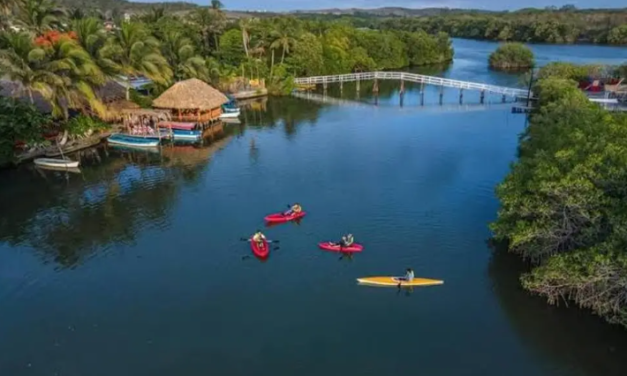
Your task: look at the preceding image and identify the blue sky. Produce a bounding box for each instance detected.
[138,0,627,11]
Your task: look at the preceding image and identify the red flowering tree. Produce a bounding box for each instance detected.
[34,30,77,47]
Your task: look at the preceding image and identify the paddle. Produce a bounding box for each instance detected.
[240,238,280,243]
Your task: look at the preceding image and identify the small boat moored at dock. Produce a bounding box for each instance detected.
[107,133,161,148]
[34,158,80,169]
[159,128,202,141]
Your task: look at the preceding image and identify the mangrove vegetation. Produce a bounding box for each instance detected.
[489,42,534,71]
[491,63,627,328]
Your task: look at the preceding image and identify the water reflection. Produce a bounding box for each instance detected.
[241,96,326,137]
[0,132,234,269]
[488,249,627,376]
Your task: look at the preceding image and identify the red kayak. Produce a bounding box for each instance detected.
[264,211,306,223]
[318,242,364,253]
[251,239,269,258]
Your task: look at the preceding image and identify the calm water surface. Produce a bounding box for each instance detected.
[1,39,627,376]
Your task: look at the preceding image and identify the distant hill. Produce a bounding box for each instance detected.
[55,0,199,13]
[290,7,495,17]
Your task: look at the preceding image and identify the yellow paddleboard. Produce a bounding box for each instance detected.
[357,276,444,287]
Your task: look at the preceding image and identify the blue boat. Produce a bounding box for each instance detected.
[159,128,202,141]
[107,133,160,148]
[223,97,238,111]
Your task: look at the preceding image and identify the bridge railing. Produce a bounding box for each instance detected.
[294,71,530,98]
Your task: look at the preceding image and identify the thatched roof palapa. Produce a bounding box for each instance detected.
[153,78,229,111]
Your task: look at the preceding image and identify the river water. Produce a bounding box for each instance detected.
[1,39,627,376]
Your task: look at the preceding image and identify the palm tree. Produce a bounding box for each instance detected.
[102,21,172,97]
[142,6,166,24]
[0,0,16,29]
[0,31,62,104]
[239,18,256,58]
[72,17,118,78]
[0,0,15,14]
[270,27,296,64]
[0,31,104,120]
[160,29,208,81]
[15,0,66,35]
[191,8,215,53]
[67,6,84,20]
[44,36,106,119]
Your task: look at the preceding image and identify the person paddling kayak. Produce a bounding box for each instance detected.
[285,203,303,216]
[403,268,414,282]
[332,233,354,247]
[252,230,266,248]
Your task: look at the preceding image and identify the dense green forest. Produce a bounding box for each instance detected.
[376,9,627,45]
[0,0,452,163]
[491,62,627,327]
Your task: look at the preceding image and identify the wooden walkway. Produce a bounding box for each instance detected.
[294,71,530,98]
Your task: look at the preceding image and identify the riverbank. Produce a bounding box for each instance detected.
[491,66,627,328]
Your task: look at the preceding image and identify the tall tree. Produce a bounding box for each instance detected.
[44,36,106,119]
[270,25,296,64]
[160,29,208,81]
[102,21,172,94]
[0,0,16,30]
[239,18,256,58]
[72,17,118,78]
[0,31,62,104]
[15,0,65,35]
[142,6,166,24]
[191,8,218,53]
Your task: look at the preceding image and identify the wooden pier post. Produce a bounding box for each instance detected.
[399,79,405,107]
[480,90,485,104]
[459,89,464,104]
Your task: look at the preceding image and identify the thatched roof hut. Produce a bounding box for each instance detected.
[153,79,229,111]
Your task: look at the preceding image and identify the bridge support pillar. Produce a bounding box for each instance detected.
[439,87,444,105]
[373,78,379,94]
[323,82,328,95]
[459,89,464,104]
[502,94,507,103]
[480,90,485,104]
[339,80,343,96]
[356,79,360,93]
[399,80,405,107]
[420,82,425,106]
